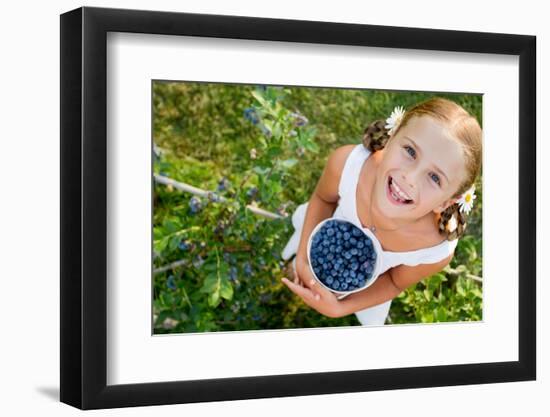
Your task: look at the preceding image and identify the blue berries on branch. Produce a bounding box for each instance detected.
[188,196,203,214]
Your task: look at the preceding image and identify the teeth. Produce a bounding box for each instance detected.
[390,177,411,201]
[391,191,404,203]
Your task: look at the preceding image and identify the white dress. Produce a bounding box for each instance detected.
[281,144,459,326]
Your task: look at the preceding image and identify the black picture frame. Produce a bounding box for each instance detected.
[60,6,536,410]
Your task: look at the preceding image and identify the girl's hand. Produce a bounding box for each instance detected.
[282,255,345,318]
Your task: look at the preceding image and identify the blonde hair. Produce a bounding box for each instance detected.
[361,97,482,240]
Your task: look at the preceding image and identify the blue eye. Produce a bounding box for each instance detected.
[430,172,441,186]
[403,145,416,158]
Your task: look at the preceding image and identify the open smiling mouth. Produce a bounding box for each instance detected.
[387,176,414,205]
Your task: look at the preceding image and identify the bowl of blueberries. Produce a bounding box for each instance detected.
[306,217,382,299]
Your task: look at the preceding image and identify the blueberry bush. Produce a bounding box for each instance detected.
[153,82,483,333]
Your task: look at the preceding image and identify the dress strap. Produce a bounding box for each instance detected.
[337,144,366,198]
[337,144,371,224]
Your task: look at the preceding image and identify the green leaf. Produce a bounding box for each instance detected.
[423,289,432,301]
[202,260,217,273]
[164,219,180,233]
[280,158,298,169]
[251,90,268,107]
[154,237,169,254]
[200,273,218,294]
[267,145,282,159]
[153,227,163,240]
[263,120,274,135]
[272,123,282,138]
[471,286,483,298]
[219,261,230,276]
[219,278,234,301]
[168,235,180,251]
[253,166,270,175]
[431,273,447,285]
[436,307,447,322]
[208,291,221,307]
[456,281,466,297]
[421,312,434,323]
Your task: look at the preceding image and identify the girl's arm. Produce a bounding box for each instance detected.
[294,145,356,270]
[284,253,453,318]
[339,254,454,316]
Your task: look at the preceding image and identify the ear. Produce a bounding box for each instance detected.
[433,197,458,214]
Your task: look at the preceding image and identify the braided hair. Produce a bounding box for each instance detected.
[361,98,482,241]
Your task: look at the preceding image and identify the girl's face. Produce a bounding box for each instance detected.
[373,115,467,222]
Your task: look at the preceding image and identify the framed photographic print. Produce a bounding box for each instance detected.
[60,6,536,410]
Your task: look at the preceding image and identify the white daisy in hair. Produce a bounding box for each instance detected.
[385,106,406,136]
[458,184,477,215]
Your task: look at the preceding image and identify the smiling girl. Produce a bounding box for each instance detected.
[280,97,482,325]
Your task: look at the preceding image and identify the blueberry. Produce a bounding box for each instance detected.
[243,262,253,276]
[217,177,230,192]
[189,196,202,214]
[246,186,259,200]
[229,266,238,281]
[166,275,177,290]
[341,282,348,290]
[289,111,309,127]
[207,191,221,203]
[192,255,204,268]
[244,107,260,125]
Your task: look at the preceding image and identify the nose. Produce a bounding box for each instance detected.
[401,169,417,191]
